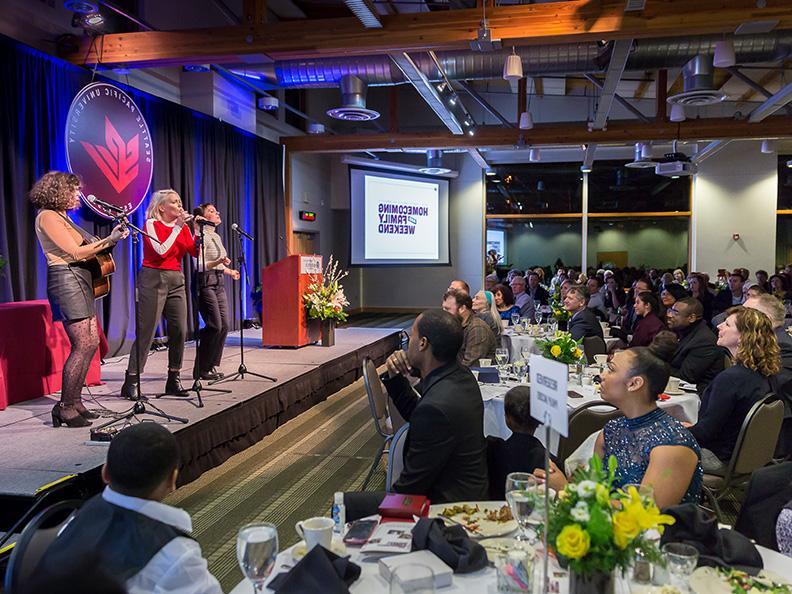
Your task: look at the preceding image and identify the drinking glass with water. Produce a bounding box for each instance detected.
[505,473,540,546]
[237,523,279,592]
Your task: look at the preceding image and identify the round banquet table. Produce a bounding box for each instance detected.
[501,330,621,361]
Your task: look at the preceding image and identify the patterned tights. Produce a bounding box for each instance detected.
[60,317,99,409]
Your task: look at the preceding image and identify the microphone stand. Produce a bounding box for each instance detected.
[180,220,231,407]
[93,213,188,438]
[211,227,276,385]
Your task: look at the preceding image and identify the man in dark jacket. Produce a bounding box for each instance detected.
[344,310,489,519]
[666,297,726,394]
[527,271,550,306]
[565,285,604,341]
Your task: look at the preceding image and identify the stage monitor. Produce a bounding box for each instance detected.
[349,167,450,266]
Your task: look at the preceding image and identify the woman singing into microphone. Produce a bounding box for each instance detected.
[192,203,239,380]
[121,189,200,400]
[30,171,128,428]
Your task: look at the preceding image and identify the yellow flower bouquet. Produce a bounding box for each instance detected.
[550,285,571,323]
[548,455,675,588]
[535,331,584,365]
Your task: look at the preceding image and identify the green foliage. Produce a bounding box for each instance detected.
[535,331,584,365]
[303,256,350,322]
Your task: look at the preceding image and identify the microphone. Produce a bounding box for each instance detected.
[231,223,254,241]
[86,194,125,214]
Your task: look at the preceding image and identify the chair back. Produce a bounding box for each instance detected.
[556,401,621,467]
[386,423,410,491]
[582,336,607,363]
[4,499,83,594]
[362,357,392,438]
[726,393,784,479]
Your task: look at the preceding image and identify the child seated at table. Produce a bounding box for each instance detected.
[487,385,547,499]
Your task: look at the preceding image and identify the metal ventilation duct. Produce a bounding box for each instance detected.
[253,31,792,89]
[326,74,380,121]
[667,55,725,106]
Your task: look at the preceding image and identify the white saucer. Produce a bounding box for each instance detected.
[663,389,685,396]
[290,537,347,561]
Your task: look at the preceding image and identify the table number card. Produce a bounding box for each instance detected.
[529,354,569,437]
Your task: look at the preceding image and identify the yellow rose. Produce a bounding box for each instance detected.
[556,524,590,560]
[550,345,562,357]
[573,348,583,359]
[613,510,641,549]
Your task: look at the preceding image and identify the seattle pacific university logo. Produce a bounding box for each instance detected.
[65,82,153,219]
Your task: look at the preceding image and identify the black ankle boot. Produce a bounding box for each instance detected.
[165,371,190,397]
[121,371,141,401]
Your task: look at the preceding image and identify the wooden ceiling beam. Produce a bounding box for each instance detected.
[282,116,792,152]
[63,0,792,66]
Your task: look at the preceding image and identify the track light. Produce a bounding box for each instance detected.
[761,139,776,154]
[641,142,653,159]
[713,39,736,69]
[485,168,496,176]
[529,148,541,162]
[449,96,457,106]
[518,111,533,130]
[786,159,792,168]
[467,126,476,137]
[503,48,523,81]
[670,103,686,122]
[580,164,592,173]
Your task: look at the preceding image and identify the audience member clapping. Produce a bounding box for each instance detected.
[688,307,780,473]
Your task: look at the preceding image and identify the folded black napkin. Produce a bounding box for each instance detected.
[269,545,361,594]
[411,518,488,574]
[660,503,764,575]
[470,367,500,384]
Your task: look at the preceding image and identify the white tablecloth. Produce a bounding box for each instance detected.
[479,381,700,447]
[502,331,620,361]
[230,538,791,594]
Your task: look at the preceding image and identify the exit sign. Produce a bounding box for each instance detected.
[299,211,316,221]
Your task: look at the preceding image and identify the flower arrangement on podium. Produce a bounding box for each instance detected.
[303,256,349,346]
[548,455,676,594]
[535,331,584,366]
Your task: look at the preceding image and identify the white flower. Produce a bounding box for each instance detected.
[571,502,590,523]
[577,480,597,498]
[567,483,578,493]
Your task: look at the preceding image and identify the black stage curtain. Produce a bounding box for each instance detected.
[0,35,286,356]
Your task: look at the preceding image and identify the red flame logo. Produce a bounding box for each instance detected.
[80,116,140,194]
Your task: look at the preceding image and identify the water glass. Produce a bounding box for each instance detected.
[511,312,521,326]
[513,358,527,383]
[662,542,699,591]
[495,347,509,377]
[390,563,435,594]
[505,473,540,546]
[237,523,279,592]
[520,346,532,361]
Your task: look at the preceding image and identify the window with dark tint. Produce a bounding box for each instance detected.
[587,217,689,270]
[486,163,582,215]
[779,156,792,210]
[588,161,690,213]
[487,219,583,270]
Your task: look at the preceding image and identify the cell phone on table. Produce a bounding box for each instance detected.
[343,519,378,545]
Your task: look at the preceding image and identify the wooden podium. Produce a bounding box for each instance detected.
[261,254,323,347]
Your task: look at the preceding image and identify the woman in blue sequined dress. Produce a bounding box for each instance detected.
[538,348,702,508]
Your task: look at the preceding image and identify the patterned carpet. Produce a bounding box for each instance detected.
[165,375,386,592]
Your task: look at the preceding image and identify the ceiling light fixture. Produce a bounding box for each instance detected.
[670,103,686,122]
[529,148,541,162]
[83,11,104,26]
[485,168,496,176]
[713,39,736,68]
[503,47,523,81]
[787,159,792,168]
[63,0,99,13]
[519,111,533,130]
[580,165,592,173]
[761,139,776,153]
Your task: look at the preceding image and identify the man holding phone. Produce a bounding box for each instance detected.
[345,310,489,521]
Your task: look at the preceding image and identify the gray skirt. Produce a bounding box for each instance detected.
[47,265,95,322]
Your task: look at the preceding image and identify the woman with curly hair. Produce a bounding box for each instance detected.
[688,306,781,473]
[31,171,128,428]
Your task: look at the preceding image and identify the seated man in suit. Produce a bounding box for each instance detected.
[487,385,546,500]
[565,285,605,341]
[442,289,497,367]
[345,310,489,520]
[527,271,550,306]
[37,423,222,594]
[713,271,745,315]
[666,297,725,394]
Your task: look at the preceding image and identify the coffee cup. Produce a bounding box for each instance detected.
[479,358,492,367]
[593,354,608,367]
[295,517,334,551]
[665,377,680,393]
[603,327,611,338]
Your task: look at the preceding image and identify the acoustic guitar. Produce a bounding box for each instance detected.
[79,248,116,299]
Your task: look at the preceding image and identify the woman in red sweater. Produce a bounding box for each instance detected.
[629,291,666,348]
[121,189,200,400]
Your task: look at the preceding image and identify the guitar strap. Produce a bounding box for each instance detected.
[54,211,100,246]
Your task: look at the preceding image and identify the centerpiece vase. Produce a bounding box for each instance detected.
[569,570,614,594]
[321,318,336,347]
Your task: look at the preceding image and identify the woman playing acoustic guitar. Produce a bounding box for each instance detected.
[30,171,128,428]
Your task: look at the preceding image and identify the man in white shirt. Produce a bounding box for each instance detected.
[38,424,223,594]
[509,275,536,319]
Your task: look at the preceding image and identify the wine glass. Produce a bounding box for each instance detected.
[237,522,279,592]
[505,472,540,546]
[513,358,527,383]
[495,348,509,383]
[534,309,543,325]
[511,312,521,327]
[662,543,699,592]
[520,346,532,362]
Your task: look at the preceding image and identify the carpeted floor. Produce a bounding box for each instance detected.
[165,375,386,592]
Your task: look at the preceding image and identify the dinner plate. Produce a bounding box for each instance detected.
[688,566,792,594]
[429,501,518,539]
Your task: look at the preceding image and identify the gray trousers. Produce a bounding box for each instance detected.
[127,267,188,374]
